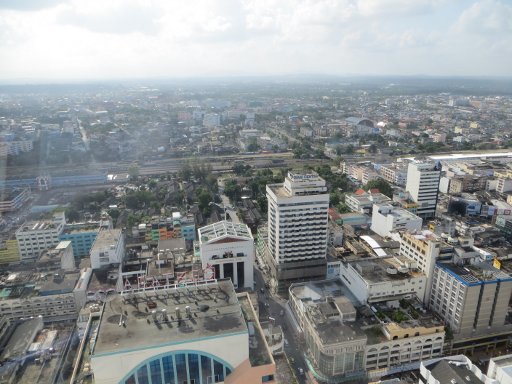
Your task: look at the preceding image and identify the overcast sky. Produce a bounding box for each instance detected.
[0,0,511,81]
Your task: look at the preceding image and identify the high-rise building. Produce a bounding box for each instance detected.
[399,231,442,304]
[266,172,329,291]
[429,262,512,338]
[405,160,441,219]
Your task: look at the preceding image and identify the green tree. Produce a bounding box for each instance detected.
[65,207,80,223]
[364,178,393,198]
[224,179,241,203]
[343,145,354,154]
[128,165,140,180]
[233,162,251,176]
[247,137,260,152]
[108,208,120,225]
[256,195,268,211]
[196,187,212,214]
[179,162,192,181]
[330,193,340,207]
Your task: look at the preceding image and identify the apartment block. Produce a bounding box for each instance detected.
[90,229,125,269]
[379,163,408,186]
[430,262,512,338]
[0,187,30,213]
[370,204,422,237]
[345,189,391,214]
[15,212,66,261]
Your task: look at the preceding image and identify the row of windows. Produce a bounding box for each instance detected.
[123,352,232,384]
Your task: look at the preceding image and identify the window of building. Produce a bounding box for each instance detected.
[122,351,232,384]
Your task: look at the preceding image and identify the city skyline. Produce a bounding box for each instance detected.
[1,0,511,82]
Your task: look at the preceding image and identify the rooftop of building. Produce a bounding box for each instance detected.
[290,279,443,346]
[0,188,28,201]
[38,248,67,265]
[91,228,122,249]
[157,237,186,252]
[374,204,422,220]
[489,354,512,368]
[0,270,80,300]
[61,224,101,234]
[0,317,43,361]
[16,220,61,233]
[289,279,369,344]
[437,261,512,285]
[425,359,484,384]
[371,297,444,334]
[359,234,400,257]
[403,229,439,242]
[92,279,247,356]
[267,183,291,198]
[350,256,424,284]
[86,264,120,292]
[198,220,252,243]
[287,171,324,183]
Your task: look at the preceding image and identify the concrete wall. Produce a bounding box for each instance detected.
[91,332,248,384]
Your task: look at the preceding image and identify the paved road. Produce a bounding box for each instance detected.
[220,194,240,223]
[254,267,309,384]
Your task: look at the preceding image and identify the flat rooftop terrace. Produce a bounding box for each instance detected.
[92,229,122,249]
[267,183,290,198]
[0,271,79,299]
[353,257,424,283]
[93,279,247,356]
[439,262,512,285]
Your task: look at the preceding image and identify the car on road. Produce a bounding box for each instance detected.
[260,288,265,293]
[280,309,285,316]
[298,368,304,375]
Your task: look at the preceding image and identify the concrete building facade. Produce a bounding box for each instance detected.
[89,229,125,269]
[370,204,423,237]
[15,212,66,261]
[430,262,512,338]
[339,256,426,304]
[90,280,276,384]
[399,231,442,304]
[288,279,445,382]
[266,172,329,291]
[406,160,441,219]
[0,187,30,213]
[198,220,254,289]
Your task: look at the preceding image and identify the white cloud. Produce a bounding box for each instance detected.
[357,0,444,17]
[0,0,510,80]
[454,0,512,34]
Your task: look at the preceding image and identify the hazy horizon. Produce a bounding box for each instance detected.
[1,0,511,81]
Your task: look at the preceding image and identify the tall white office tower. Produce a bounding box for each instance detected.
[405,160,441,219]
[266,172,329,292]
